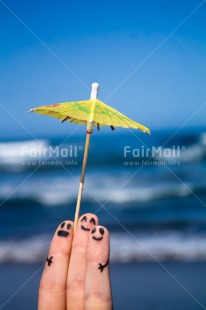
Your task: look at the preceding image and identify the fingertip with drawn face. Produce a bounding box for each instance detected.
[47,220,73,259]
[56,221,73,238]
[91,226,105,241]
[88,226,110,263]
[80,213,97,232]
[67,214,98,309]
[85,226,112,309]
[72,213,98,247]
[38,220,74,310]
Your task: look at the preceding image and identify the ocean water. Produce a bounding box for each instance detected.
[0,128,206,263]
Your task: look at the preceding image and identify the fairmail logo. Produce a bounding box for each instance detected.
[21,145,83,158]
[124,145,184,159]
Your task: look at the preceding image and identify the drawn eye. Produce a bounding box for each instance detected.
[81,216,87,222]
[99,228,104,235]
[91,227,96,234]
[90,218,96,225]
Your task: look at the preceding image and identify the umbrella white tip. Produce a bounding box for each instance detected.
[28,109,34,112]
[92,83,99,90]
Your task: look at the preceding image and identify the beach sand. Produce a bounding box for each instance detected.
[0,261,206,310]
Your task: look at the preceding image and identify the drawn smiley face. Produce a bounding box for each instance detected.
[91,227,104,241]
[80,215,96,231]
[57,222,71,237]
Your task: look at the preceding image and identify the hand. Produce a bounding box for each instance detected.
[38,213,112,310]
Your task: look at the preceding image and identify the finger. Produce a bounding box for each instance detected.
[85,226,112,310]
[38,220,73,310]
[67,213,98,310]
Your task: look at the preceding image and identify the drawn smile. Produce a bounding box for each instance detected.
[92,236,103,241]
[81,225,90,231]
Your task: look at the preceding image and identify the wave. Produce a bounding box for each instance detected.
[0,140,49,171]
[0,131,206,173]
[1,173,206,207]
[1,230,206,263]
[0,140,49,161]
[110,230,206,262]
[153,145,206,163]
[152,132,206,163]
[0,234,50,263]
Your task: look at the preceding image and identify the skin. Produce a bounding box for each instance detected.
[38,213,112,310]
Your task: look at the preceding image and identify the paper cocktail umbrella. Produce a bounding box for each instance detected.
[29,83,150,230]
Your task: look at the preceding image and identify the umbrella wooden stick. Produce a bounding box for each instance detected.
[74,83,99,231]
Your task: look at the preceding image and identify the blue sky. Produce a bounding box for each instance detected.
[0,0,206,139]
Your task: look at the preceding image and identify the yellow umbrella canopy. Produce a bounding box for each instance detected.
[29,99,150,134]
[29,83,150,230]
